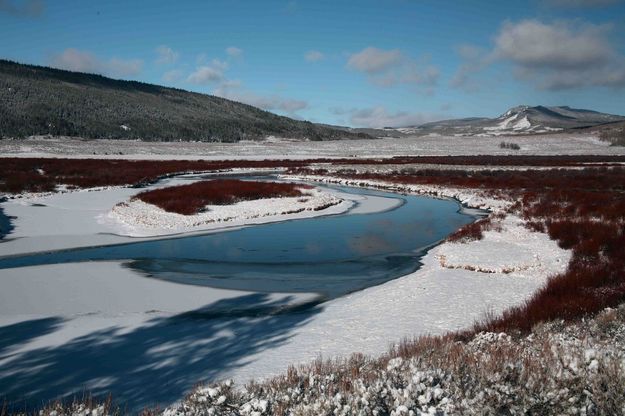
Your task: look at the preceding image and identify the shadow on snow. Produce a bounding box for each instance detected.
[0,293,321,412]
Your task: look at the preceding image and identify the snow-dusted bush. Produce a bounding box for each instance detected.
[156,306,625,416]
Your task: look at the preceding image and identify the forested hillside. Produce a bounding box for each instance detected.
[0,60,368,142]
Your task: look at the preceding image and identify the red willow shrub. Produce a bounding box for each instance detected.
[4,155,625,195]
[447,218,491,243]
[134,179,309,215]
[330,154,625,167]
[447,213,505,243]
[0,158,332,194]
[302,165,625,334]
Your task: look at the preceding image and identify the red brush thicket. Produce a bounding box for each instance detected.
[0,158,325,194]
[446,217,503,243]
[4,155,625,195]
[338,154,625,167]
[134,179,309,215]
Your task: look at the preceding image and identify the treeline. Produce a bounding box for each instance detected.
[0,59,369,142]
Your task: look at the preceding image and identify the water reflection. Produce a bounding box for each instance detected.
[0,184,476,300]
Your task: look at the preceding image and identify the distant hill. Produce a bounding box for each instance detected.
[397,105,625,137]
[0,60,369,142]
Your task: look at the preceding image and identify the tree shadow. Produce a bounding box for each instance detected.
[0,293,321,412]
[0,317,64,359]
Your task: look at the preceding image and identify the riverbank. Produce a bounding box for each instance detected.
[4,157,622,413]
[0,170,572,412]
[0,174,362,255]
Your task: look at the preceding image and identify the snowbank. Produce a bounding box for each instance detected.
[280,173,513,213]
[104,187,346,237]
[437,215,568,275]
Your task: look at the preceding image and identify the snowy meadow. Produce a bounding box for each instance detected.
[1,140,625,415]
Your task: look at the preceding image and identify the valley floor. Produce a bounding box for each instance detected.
[0,172,566,412]
[1,136,624,414]
[0,132,623,160]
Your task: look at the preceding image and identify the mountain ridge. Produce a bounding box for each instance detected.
[397,105,625,137]
[0,59,369,142]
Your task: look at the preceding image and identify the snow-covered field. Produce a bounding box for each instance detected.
[1,132,624,160]
[0,175,357,255]
[0,166,571,410]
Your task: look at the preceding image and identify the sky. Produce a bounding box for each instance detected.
[1,0,625,127]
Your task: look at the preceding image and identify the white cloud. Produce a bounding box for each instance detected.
[347,47,439,89]
[338,106,441,128]
[494,20,612,70]
[226,92,308,113]
[187,59,228,84]
[190,50,307,114]
[215,79,242,90]
[155,45,179,64]
[162,69,183,82]
[347,47,403,74]
[187,66,223,84]
[196,53,208,64]
[214,81,307,113]
[452,19,625,90]
[226,46,243,57]
[49,48,143,78]
[305,50,325,62]
[495,19,625,89]
[547,0,623,7]
[449,44,492,91]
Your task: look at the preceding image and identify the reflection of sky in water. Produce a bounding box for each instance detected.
[0,184,476,299]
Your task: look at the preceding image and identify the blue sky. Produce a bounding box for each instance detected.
[1,0,624,127]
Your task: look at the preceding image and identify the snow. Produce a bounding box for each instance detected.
[0,175,355,254]
[513,116,531,130]
[437,215,568,274]
[1,133,623,161]
[483,114,535,135]
[105,187,346,237]
[282,174,514,213]
[0,261,320,321]
[484,114,520,131]
[0,171,573,410]
[211,180,569,384]
[159,302,625,415]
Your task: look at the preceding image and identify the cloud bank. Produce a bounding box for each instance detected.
[347,47,439,88]
[49,48,143,78]
[332,106,441,128]
[452,19,625,90]
[155,45,179,65]
[305,50,324,62]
